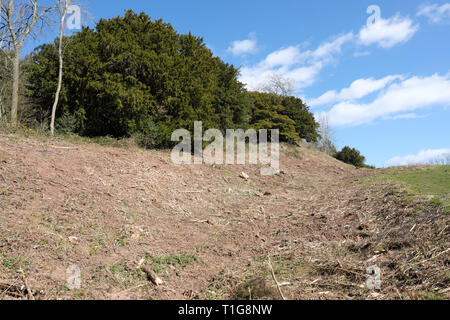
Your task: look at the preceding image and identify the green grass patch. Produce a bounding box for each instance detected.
[419,291,446,300]
[282,145,302,159]
[377,166,450,210]
[144,252,198,274]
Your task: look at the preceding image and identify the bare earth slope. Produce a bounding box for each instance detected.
[0,133,448,300]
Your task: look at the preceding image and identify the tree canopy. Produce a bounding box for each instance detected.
[335,146,366,168]
[248,92,318,143]
[27,10,319,147]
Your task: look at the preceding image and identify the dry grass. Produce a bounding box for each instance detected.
[0,130,448,300]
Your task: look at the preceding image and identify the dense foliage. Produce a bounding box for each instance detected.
[0,52,11,121]
[248,92,318,143]
[334,146,366,167]
[27,10,318,147]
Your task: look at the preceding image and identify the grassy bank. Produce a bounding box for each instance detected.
[377,166,450,211]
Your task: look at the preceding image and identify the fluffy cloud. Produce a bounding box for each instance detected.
[315,73,450,127]
[417,3,450,23]
[227,35,258,56]
[237,11,421,92]
[358,15,419,48]
[309,75,402,107]
[382,113,428,120]
[386,149,450,166]
[310,32,354,61]
[353,51,371,57]
[239,33,353,91]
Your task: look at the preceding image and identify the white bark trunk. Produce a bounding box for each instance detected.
[2,0,56,125]
[10,50,20,125]
[50,1,68,135]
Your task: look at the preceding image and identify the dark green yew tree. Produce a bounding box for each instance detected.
[248,92,319,143]
[27,10,318,147]
[28,10,248,141]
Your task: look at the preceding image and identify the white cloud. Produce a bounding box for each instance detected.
[316,73,450,127]
[239,33,353,91]
[382,112,428,120]
[354,51,371,57]
[358,15,419,48]
[263,46,302,68]
[386,149,450,166]
[309,75,402,107]
[417,3,450,23]
[236,11,421,91]
[227,34,258,56]
[310,32,354,61]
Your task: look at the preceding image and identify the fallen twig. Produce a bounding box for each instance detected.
[0,282,25,298]
[439,287,450,294]
[49,146,78,150]
[141,266,164,286]
[20,269,34,300]
[419,248,450,264]
[116,284,146,296]
[137,260,163,286]
[267,256,286,300]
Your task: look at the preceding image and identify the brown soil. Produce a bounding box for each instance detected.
[0,133,448,300]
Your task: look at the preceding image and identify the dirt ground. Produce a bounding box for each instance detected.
[0,133,448,300]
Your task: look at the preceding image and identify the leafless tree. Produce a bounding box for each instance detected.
[260,73,295,96]
[0,0,55,125]
[430,153,450,165]
[317,113,337,156]
[0,80,7,119]
[0,49,11,120]
[0,85,5,119]
[49,0,69,135]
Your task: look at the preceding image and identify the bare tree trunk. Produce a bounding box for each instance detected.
[0,53,9,120]
[50,0,69,135]
[10,50,20,124]
[318,113,336,156]
[1,0,56,125]
[0,84,3,119]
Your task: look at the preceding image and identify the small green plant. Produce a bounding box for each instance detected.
[2,258,18,268]
[61,285,71,292]
[145,252,198,274]
[115,236,126,246]
[109,263,126,276]
[55,111,77,134]
[195,245,212,253]
[108,262,147,288]
[232,277,275,300]
[134,119,163,149]
[419,291,445,300]
[429,197,443,208]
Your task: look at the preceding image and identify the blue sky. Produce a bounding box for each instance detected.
[28,0,450,167]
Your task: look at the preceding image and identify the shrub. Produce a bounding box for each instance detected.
[134,119,164,149]
[335,146,366,167]
[27,11,319,145]
[27,10,250,139]
[55,111,77,134]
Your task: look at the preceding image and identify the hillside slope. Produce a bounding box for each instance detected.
[0,133,448,300]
